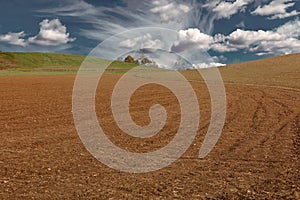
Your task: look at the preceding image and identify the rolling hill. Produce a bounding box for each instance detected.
[0,52,299,89]
[182,53,300,89]
[0,52,137,75]
[220,53,300,89]
[0,52,84,70]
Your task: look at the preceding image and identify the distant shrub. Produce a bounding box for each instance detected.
[124,55,136,63]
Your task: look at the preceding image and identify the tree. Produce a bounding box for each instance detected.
[140,57,151,65]
[124,55,136,63]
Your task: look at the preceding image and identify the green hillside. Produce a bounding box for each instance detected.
[0,52,137,75]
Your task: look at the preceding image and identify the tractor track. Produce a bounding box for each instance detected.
[0,75,299,199]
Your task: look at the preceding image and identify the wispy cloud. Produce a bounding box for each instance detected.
[39,0,169,42]
[251,0,300,19]
[2,0,299,63]
[37,0,270,39]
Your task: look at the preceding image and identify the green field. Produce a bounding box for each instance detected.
[0,52,137,76]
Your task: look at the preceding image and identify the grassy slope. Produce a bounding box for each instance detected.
[0,52,137,75]
[0,52,84,70]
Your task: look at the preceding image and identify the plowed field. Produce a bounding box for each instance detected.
[0,74,299,199]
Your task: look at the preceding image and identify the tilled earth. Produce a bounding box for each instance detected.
[0,74,299,199]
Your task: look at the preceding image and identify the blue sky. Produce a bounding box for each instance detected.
[0,0,299,65]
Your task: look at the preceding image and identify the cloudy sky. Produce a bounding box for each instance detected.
[0,0,299,64]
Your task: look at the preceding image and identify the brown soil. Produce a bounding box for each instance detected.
[0,74,299,199]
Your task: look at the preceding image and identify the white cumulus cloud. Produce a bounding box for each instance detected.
[119,34,164,50]
[0,19,75,47]
[150,0,191,23]
[0,31,27,47]
[251,0,299,19]
[211,43,238,52]
[172,19,300,56]
[28,19,76,46]
[275,19,300,38]
[213,19,300,55]
[226,29,285,49]
[171,28,213,52]
[212,0,254,19]
[249,38,300,55]
[193,62,226,69]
